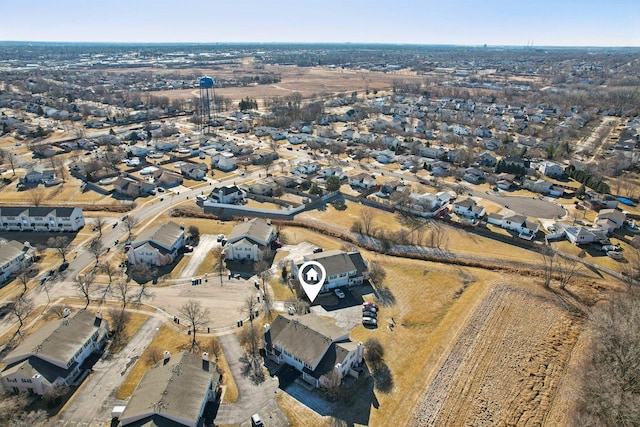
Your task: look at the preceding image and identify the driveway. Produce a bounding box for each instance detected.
[48,316,163,427]
[179,234,220,279]
[215,333,289,426]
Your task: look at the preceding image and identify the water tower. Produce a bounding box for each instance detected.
[199,76,215,132]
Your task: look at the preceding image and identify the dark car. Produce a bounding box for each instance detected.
[58,262,69,272]
[313,247,323,253]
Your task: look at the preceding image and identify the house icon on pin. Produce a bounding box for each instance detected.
[305,267,319,283]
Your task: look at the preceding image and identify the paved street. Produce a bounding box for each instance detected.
[47,316,163,427]
[215,333,289,426]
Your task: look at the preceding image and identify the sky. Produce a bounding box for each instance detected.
[2,0,639,47]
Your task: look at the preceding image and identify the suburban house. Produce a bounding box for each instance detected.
[113,176,154,198]
[21,168,56,184]
[523,179,564,197]
[488,213,540,240]
[452,198,486,219]
[0,206,85,232]
[225,218,276,262]
[180,163,208,180]
[583,192,619,210]
[463,168,485,184]
[290,250,368,293]
[263,314,364,389]
[539,161,564,178]
[321,167,346,180]
[152,168,183,188]
[596,209,625,229]
[127,221,185,266]
[292,161,319,177]
[564,226,598,245]
[208,185,246,204]
[474,151,497,167]
[348,173,377,190]
[210,153,238,172]
[119,351,220,427]
[0,240,35,283]
[1,310,109,396]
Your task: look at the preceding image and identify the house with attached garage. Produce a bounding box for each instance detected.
[207,185,246,204]
[225,218,276,262]
[113,176,155,198]
[180,162,208,180]
[452,198,486,219]
[0,239,35,284]
[290,250,368,293]
[539,161,564,178]
[263,314,364,389]
[488,213,540,240]
[118,351,221,427]
[1,310,108,396]
[127,221,185,266]
[348,173,377,190]
[0,206,85,232]
[523,179,564,197]
[596,209,625,229]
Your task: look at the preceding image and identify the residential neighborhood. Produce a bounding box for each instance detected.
[0,38,639,427]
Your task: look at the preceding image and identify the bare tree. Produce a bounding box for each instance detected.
[207,337,222,361]
[557,256,582,290]
[364,337,385,368]
[428,223,448,249]
[73,273,95,309]
[123,215,138,239]
[322,369,342,401]
[88,239,104,265]
[28,187,46,207]
[48,304,69,318]
[368,260,386,288]
[0,149,17,175]
[179,300,210,348]
[48,236,70,262]
[242,295,259,324]
[9,294,34,338]
[239,322,261,358]
[362,208,376,236]
[541,247,555,289]
[146,346,163,364]
[15,264,32,295]
[98,262,118,293]
[93,217,106,238]
[107,307,130,352]
[113,280,133,311]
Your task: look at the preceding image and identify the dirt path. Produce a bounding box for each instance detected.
[410,285,582,426]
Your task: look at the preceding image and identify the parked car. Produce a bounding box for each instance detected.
[601,244,620,252]
[363,302,379,311]
[157,187,165,192]
[313,247,323,253]
[363,308,378,318]
[334,288,345,299]
[58,262,69,272]
[607,251,623,260]
[251,414,264,427]
[217,234,225,242]
[362,316,378,326]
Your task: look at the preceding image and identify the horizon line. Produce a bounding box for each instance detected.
[0,40,639,49]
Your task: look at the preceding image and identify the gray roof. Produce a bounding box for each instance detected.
[227,218,274,246]
[0,240,28,268]
[304,250,367,277]
[3,310,107,368]
[503,214,527,224]
[121,352,219,426]
[0,206,78,218]
[266,314,349,370]
[455,198,476,208]
[2,356,71,386]
[133,222,183,251]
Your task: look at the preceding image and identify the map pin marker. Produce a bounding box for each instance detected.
[298,261,327,303]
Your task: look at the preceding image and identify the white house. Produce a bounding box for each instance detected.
[348,173,376,189]
[564,226,597,245]
[225,218,276,262]
[0,206,85,232]
[208,185,246,204]
[264,314,364,389]
[290,250,368,293]
[523,179,564,197]
[0,240,35,283]
[180,163,208,180]
[292,161,319,176]
[1,311,109,396]
[539,161,564,178]
[210,153,238,172]
[488,213,540,240]
[452,199,486,219]
[321,167,346,180]
[119,352,220,427]
[127,221,185,266]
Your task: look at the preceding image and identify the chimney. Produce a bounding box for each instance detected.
[63,308,71,318]
[263,323,270,333]
[96,311,103,320]
[357,342,364,363]
[163,351,171,364]
[202,352,209,362]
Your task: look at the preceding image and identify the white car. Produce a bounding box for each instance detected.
[362,316,377,326]
[334,289,345,299]
[607,251,623,260]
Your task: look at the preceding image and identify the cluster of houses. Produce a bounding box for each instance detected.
[0,206,85,232]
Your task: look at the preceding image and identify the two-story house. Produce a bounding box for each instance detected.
[0,240,35,283]
[127,221,185,266]
[290,250,368,293]
[264,314,364,389]
[0,207,85,232]
[119,351,221,427]
[452,198,486,219]
[1,310,109,396]
[225,218,276,262]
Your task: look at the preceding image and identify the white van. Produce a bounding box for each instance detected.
[251,413,264,427]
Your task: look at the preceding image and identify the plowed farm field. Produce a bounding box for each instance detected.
[410,284,582,427]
